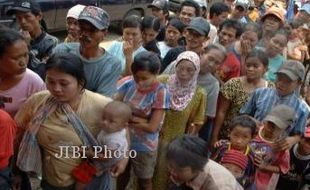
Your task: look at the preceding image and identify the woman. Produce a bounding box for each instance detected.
[141,16,161,56]
[0,28,46,116]
[14,53,128,190]
[153,51,206,189]
[108,15,146,76]
[212,49,274,144]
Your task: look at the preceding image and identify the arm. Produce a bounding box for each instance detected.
[129,109,165,133]
[123,41,134,76]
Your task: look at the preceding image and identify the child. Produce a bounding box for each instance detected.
[72,101,132,190]
[276,127,310,190]
[141,16,161,56]
[212,115,256,188]
[115,51,170,190]
[251,105,294,190]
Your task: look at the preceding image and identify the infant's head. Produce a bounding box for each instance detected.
[100,101,132,133]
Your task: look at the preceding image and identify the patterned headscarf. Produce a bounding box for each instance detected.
[167,51,200,111]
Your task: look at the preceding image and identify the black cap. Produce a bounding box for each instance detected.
[7,0,41,15]
[186,17,210,37]
[148,0,169,12]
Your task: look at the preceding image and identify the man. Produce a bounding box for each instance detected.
[230,0,250,24]
[65,4,85,43]
[7,0,58,80]
[178,0,201,25]
[148,0,169,41]
[53,6,121,97]
[161,17,210,72]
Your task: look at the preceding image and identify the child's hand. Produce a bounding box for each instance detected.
[254,154,266,170]
[213,139,228,148]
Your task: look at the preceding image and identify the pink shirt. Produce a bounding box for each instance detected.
[0,69,46,116]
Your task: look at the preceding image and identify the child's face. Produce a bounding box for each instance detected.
[230,125,253,151]
[262,121,283,140]
[245,56,267,80]
[167,160,199,184]
[133,70,157,90]
[299,138,310,155]
[275,73,300,96]
[165,25,182,47]
[222,163,244,178]
[100,106,126,134]
[266,34,287,57]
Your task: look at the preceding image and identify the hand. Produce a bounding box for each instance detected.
[123,40,134,57]
[254,154,266,170]
[273,136,300,151]
[110,157,129,178]
[213,139,228,148]
[130,116,148,124]
[240,39,252,55]
[186,123,198,136]
[12,175,22,190]
[20,30,31,45]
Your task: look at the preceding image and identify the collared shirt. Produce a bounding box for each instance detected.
[240,88,309,135]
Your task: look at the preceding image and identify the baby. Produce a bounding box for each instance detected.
[72,101,132,190]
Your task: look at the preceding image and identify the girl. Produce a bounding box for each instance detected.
[115,51,169,190]
[141,16,161,56]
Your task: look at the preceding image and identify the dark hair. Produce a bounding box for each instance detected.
[209,2,230,19]
[219,19,243,38]
[245,49,269,67]
[204,43,227,60]
[131,51,161,74]
[143,40,161,55]
[179,0,200,17]
[166,135,209,171]
[243,22,262,39]
[229,115,257,137]
[0,29,25,58]
[122,15,142,31]
[142,16,161,32]
[46,53,86,88]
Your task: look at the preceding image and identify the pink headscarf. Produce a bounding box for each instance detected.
[167,51,200,111]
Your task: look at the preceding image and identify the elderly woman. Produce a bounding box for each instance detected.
[14,53,128,190]
[0,28,45,117]
[153,51,206,190]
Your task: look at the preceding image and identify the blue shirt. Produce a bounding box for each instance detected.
[53,43,122,97]
[240,88,309,135]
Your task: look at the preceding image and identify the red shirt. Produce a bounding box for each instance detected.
[217,52,241,83]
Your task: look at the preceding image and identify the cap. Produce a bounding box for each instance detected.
[78,6,110,30]
[264,105,296,130]
[168,18,186,33]
[148,0,169,12]
[304,127,310,138]
[298,3,310,15]
[194,0,207,8]
[221,150,248,170]
[7,0,41,15]
[261,6,286,24]
[276,60,305,81]
[67,4,86,19]
[234,0,250,11]
[186,17,210,37]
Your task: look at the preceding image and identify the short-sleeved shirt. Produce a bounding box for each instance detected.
[216,52,241,83]
[240,88,309,135]
[117,76,170,152]
[53,43,122,97]
[0,69,46,116]
[108,41,147,72]
[158,41,173,59]
[265,54,285,82]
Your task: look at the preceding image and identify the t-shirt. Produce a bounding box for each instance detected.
[108,41,147,72]
[117,76,170,152]
[158,41,173,59]
[161,46,186,73]
[53,43,121,97]
[216,52,241,83]
[0,69,46,116]
[265,54,285,82]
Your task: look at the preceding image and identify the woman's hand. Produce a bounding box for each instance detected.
[110,157,129,178]
[123,40,134,57]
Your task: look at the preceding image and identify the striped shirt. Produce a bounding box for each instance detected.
[240,88,309,135]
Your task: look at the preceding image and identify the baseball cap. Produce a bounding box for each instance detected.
[221,150,248,170]
[298,3,310,15]
[78,6,110,30]
[186,17,210,37]
[264,105,296,130]
[67,4,86,19]
[304,127,310,138]
[234,0,250,11]
[261,6,286,24]
[7,0,41,15]
[276,60,305,81]
[148,0,169,12]
[168,18,186,33]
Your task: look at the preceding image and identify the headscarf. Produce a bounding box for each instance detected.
[167,51,200,111]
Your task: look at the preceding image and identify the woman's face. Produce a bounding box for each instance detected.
[241,31,259,50]
[266,34,287,57]
[123,27,142,47]
[176,60,196,84]
[46,68,82,102]
[167,160,198,184]
[142,28,158,44]
[200,49,226,74]
[0,39,29,76]
[165,25,182,47]
[133,70,156,90]
[245,57,267,80]
[263,15,282,33]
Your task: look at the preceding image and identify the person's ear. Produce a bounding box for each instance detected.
[36,12,43,21]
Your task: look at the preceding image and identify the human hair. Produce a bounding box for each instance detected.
[46,53,86,89]
[271,29,289,43]
[131,51,161,74]
[209,2,230,19]
[229,115,257,137]
[142,16,161,32]
[204,43,228,60]
[243,22,262,39]
[166,135,209,171]
[0,29,25,58]
[245,49,269,68]
[219,19,243,38]
[105,101,132,122]
[179,0,200,16]
[122,15,142,31]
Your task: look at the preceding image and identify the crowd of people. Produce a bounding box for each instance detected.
[0,0,310,189]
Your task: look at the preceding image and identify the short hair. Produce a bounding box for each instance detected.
[166,135,209,171]
[122,15,142,31]
[209,2,230,19]
[105,101,132,121]
[131,51,161,74]
[229,115,257,136]
[46,53,86,89]
[0,28,25,58]
[243,22,262,39]
[142,16,161,32]
[219,19,243,38]
[245,49,269,68]
[179,0,201,16]
[204,43,228,60]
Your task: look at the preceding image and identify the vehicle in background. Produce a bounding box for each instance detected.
[0,0,152,32]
